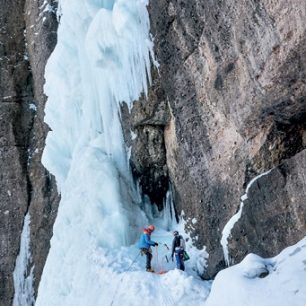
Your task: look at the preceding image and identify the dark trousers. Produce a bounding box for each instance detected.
[140,248,152,269]
[175,249,185,271]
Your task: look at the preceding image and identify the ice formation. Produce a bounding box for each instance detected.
[36,0,156,303]
[13,213,35,306]
[221,170,272,265]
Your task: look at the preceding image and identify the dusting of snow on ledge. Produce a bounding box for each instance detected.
[221,170,272,266]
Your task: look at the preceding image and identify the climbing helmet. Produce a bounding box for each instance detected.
[148,225,155,232]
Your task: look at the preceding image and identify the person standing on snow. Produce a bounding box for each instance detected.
[138,225,158,272]
[171,230,186,271]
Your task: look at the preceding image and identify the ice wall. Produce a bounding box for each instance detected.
[37,0,154,304]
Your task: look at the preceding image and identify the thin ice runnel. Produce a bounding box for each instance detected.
[221,170,272,266]
[13,213,35,306]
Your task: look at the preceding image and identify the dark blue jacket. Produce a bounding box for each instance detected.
[138,233,156,249]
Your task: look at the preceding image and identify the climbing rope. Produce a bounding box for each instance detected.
[153,246,175,306]
[109,244,172,305]
[155,245,167,274]
[109,251,141,306]
[155,246,160,272]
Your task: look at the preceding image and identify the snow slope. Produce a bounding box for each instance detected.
[206,237,306,306]
[79,227,210,306]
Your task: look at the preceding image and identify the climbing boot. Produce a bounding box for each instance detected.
[146,268,155,272]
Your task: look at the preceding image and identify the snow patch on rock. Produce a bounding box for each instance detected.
[221,170,272,265]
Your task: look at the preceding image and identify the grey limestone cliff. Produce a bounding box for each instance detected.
[0,0,59,305]
[123,0,306,277]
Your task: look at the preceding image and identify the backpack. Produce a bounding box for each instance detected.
[174,235,184,249]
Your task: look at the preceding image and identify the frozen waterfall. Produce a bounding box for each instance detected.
[37,0,156,304]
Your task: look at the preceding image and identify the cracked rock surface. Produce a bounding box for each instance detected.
[140,0,306,277]
[0,0,59,304]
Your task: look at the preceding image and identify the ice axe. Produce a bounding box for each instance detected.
[163,244,170,262]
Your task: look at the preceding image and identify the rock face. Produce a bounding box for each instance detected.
[24,0,59,298]
[0,0,59,304]
[121,70,170,210]
[122,0,306,277]
[229,150,306,262]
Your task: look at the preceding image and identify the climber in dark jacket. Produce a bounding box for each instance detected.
[171,230,186,271]
[138,225,158,272]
